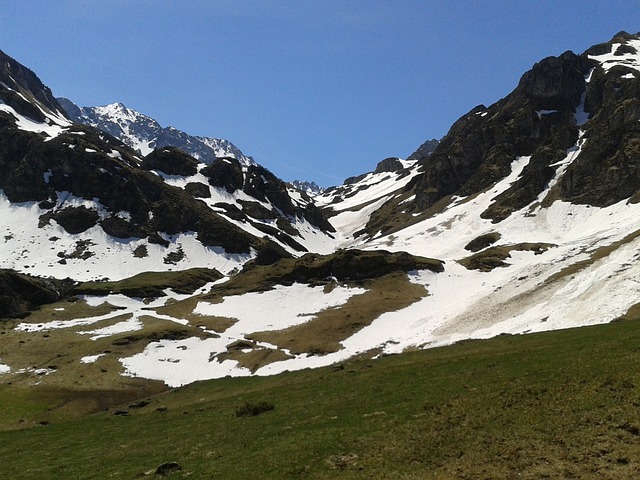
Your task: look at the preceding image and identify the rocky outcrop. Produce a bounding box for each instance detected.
[374,157,404,174]
[140,146,198,176]
[409,51,592,220]
[554,35,640,207]
[0,270,74,318]
[201,157,244,193]
[407,138,439,161]
[0,49,67,122]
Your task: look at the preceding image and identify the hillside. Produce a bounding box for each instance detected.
[3,318,640,479]
[0,31,639,391]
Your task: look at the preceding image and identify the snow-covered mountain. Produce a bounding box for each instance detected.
[57,98,254,165]
[2,31,640,388]
[290,180,324,195]
[0,49,336,285]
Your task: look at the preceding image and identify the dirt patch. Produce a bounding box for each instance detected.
[543,229,640,285]
[458,243,553,272]
[248,272,428,355]
[217,344,292,373]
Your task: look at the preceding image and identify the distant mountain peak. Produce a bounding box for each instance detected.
[290,180,324,195]
[57,97,254,165]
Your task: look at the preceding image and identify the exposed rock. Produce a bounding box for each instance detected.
[184,182,210,198]
[407,138,439,161]
[374,157,404,173]
[405,51,592,222]
[140,146,198,176]
[154,462,182,476]
[42,206,100,234]
[0,270,74,318]
[100,216,145,239]
[201,157,244,193]
[465,232,502,252]
[0,49,66,122]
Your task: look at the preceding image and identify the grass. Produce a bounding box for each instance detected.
[248,272,427,357]
[74,267,223,297]
[458,243,554,272]
[3,317,640,478]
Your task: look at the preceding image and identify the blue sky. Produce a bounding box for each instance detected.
[1,1,639,186]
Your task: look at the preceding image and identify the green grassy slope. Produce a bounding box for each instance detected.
[3,318,640,479]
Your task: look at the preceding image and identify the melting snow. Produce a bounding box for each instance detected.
[80,354,106,364]
[120,283,365,386]
[588,39,640,73]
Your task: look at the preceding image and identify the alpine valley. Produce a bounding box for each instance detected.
[3,32,640,473]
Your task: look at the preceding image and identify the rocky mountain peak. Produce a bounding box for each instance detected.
[0,49,68,123]
[58,97,254,165]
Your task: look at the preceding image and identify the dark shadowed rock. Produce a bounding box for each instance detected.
[155,462,182,476]
[201,157,244,193]
[374,157,404,173]
[0,270,74,318]
[140,146,198,176]
[184,182,210,198]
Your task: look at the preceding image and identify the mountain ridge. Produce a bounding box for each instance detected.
[1,32,640,387]
[57,97,255,165]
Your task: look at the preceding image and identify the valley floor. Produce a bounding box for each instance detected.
[2,317,640,479]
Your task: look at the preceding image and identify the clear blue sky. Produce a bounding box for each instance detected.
[1,1,639,186]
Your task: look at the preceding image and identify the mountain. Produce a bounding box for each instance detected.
[2,32,640,390]
[290,179,324,195]
[57,98,254,165]
[0,49,336,286]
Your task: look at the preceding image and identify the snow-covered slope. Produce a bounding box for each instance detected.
[3,32,640,388]
[0,51,336,282]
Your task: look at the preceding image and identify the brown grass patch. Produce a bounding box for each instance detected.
[248,272,427,355]
[217,345,292,373]
[544,229,640,285]
[150,296,236,332]
[16,297,120,325]
[458,243,554,272]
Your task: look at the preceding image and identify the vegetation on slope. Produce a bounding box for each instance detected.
[2,317,640,478]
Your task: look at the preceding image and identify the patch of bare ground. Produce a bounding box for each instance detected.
[217,341,292,373]
[151,296,236,333]
[247,272,428,357]
[543,228,640,285]
[0,308,217,427]
[458,243,554,272]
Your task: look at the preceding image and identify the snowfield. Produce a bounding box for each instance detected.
[7,139,640,387]
[3,36,640,387]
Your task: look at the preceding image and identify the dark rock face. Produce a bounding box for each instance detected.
[41,206,100,234]
[407,138,439,161]
[374,157,404,174]
[404,51,593,223]
[140,146,198,176]
[243,165,296,217]
[0,49,66,122]
[100,216,146,239]
[184,182,211,198]
[554,41,640,206]
[201,157,244,193]
[396,32,640,226]
[0,270,74,318]
[518,51,591,110]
